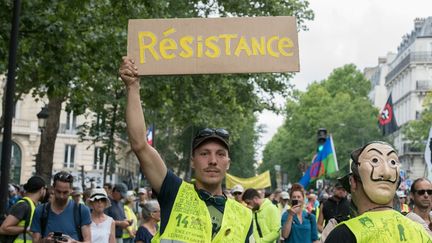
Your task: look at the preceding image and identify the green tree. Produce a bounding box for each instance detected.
[261,64,383,187]
[0,0,314,182]
[402,92,432,150]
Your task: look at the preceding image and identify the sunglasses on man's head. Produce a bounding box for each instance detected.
[54,172,73,183]
[196,128,229,140]
[413,189,432,196]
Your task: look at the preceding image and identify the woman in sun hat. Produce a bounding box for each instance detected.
[87,188,115,243]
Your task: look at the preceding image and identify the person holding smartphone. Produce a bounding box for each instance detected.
[281,183,319,243]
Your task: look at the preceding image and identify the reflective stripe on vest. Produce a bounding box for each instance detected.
[122,205,138,239]
[342,210,432,242]
[14,197,36,243]
[152,182,252,243]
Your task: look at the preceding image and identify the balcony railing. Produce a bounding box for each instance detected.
[386,52,432,82]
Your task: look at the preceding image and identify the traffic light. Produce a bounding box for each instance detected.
[317,128,327,152]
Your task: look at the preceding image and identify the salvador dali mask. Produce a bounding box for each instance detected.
[357,143,400,205]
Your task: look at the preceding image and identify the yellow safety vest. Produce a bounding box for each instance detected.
[342,210,432,243]
[122,205,138,239]
[14,197,35,243]
[152,182,252,243]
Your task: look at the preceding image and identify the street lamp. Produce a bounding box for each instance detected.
[37,105,49,130]
[35,105,48,177]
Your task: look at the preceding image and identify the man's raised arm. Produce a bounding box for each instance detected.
[119,56,167,193]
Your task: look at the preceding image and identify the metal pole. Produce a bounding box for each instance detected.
[0,0,21,217]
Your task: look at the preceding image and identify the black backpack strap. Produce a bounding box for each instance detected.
[73,203,83,241]
[40,202,50,238]
[254,212,263,238]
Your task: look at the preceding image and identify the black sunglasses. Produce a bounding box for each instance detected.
[198,189,227,206]
[196,128,229,140]
[414,189,432,196]
[54,172,74,183]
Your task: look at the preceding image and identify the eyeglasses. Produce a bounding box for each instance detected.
[53,172,73,183]
[196,128,229,141]
[232,192,242,196]
[198,189,227,206]
[413,189,432,196]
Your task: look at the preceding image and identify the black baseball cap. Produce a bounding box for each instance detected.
[192,128,230,152]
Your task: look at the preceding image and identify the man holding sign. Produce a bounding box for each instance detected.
[119,57,253,242]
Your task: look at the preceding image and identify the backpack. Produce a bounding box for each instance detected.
[0,199,32,243]
[40,201,83,241]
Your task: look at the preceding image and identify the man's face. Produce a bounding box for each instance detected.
[411,180,432,210]
[232,192,243,202]
[53,181,72,206]
[244,197,260,211]
[112,190,122,201]
[357,143,400,204]
[333,187,347,199]
[139,192,147,201]
[191,141,230,188]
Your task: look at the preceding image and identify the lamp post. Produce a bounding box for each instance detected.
[35,106,48,177]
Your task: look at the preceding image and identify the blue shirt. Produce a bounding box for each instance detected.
[135,225,155,243]
[281,210,318,243]
[31,200,91,240]
[104,198,126,238]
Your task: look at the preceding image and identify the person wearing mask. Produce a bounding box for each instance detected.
[31,171,92,243]
[325,141,431,242]
[135,200,160,243]
[281,183,319,243]
[406,178,432,236]
[123,191,138,243]
[242,188,280,243]
[119,56,253,242]
[105,183,131,243]
[0,176,47,243]
[88,188,115,243]
[317,182,351,233]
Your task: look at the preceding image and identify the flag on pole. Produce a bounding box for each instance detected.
[299,135,338,188]
[146,125,154,146]
[378,94,398,136]
[424,126,432,181]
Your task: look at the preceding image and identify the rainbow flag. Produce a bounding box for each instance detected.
[299,135,338,188]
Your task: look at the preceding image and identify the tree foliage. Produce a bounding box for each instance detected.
[261,64,384,186]
[402,92,432,150]
[0,0,314,181]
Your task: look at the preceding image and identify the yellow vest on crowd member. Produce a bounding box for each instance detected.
[123,205,138,239]
[342,209,432,242]
[13,197,35,243]
[152,182,252,243]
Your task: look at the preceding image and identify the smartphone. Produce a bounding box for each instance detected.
[291,200,298,206]
[53,232,63,237]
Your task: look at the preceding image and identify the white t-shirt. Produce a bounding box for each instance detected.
[91,215,114,242]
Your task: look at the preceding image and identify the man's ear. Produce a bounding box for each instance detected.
[190,159,195,169]
[349,175,357,192]
[226,160,230,170]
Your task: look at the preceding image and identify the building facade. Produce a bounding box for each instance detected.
[366,17,432,180]
[0,76,140,187]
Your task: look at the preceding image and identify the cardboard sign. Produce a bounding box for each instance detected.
[128,16,299,75]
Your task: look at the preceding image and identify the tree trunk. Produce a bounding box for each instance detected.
[35,96,63,184]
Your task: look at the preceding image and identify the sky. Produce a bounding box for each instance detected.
[256,0,432,159]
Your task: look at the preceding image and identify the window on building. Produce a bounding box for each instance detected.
[66,111,77,131]
[93,147,106,170]
[64,144,76,168]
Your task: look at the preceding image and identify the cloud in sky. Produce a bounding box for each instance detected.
[257,0,432,159]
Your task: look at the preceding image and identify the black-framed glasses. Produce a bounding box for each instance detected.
[414,189,432,196]
[53,171,74,183]
[196,128,229,140]
[232,192,242,196]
